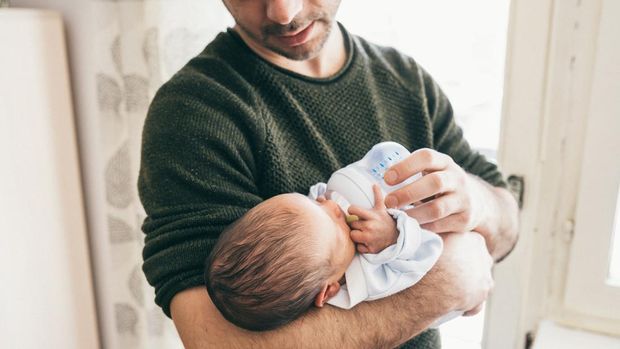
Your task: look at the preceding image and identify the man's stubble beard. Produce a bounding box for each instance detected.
[238,16,335,61]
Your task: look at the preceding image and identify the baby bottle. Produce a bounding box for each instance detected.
[326,142,421,213]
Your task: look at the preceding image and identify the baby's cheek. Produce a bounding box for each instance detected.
[346,241,357,261]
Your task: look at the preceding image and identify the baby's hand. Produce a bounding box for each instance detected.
[347,185,398,254]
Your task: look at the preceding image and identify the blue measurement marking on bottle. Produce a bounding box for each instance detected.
[370,166,382,178]
[369,150,407,179]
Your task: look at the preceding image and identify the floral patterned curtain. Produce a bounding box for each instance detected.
[93,1,231,347]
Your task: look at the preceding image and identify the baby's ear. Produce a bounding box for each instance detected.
[314,282,341,307]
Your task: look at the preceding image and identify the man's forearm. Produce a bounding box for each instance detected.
[172,271,449,349]
[472,176,519,261]
[292,266,450,348]
[171,232,493,348]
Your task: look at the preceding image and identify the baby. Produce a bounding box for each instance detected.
[205,143,446,331]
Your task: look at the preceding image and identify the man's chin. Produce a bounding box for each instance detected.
[268,44,319,61]
[265,23,332,61]
[267,38,327,61]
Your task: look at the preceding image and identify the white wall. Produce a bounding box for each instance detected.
[10,0,116,346]
[0,9,99,349]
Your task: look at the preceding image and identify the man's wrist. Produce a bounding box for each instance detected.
[472,177,501,246]
[471,177,519,260]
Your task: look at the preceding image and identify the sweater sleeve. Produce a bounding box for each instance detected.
[420,68,507,188]
[138,73,266,317]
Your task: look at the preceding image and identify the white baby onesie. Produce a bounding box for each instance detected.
[308,182,463,327]
[308,182,443,308]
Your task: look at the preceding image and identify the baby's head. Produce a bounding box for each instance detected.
[205,192,356,331]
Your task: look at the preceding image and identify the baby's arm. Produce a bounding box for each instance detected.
[347,185,399,254]
[343,185,445,310]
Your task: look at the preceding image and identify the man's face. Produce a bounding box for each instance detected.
[222,0,342,61]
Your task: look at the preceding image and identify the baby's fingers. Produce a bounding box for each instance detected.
[372,184,386,209]
[348,220,368,231]
[357,244,370,254]
[348,205,375,220]
[350,229,371,245]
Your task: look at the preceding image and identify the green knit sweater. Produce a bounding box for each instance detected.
[138,24,505,347]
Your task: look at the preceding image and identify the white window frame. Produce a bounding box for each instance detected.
[485,0,620,347]
[564,0,620,325]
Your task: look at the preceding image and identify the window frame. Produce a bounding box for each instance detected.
[486,0,620,347]
[563,0,620,324]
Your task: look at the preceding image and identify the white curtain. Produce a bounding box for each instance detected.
[0,0,232,347]
[91,1,232,348]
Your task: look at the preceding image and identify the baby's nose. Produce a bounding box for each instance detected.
[325,199,343,218]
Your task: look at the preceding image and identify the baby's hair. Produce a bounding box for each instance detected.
[205,196,334,331]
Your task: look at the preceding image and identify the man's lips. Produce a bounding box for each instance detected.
[273,21,315,47]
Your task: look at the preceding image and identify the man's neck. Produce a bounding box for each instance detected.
[234,23,347,79]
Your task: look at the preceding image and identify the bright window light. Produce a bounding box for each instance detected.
[607,185,620,286]
[337,1,511,348]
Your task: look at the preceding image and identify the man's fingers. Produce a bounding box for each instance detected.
[385,171,456,209]
[404,193,463,225]
[420,212,471,233]
[383,148,452,186]
[463,303,484,317]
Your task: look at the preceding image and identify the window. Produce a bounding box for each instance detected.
[564,0,620,329]
[337,2,511,348]
[338,0,510,155]
[608,188,620,286]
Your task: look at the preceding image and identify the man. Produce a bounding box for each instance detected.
[138,0,519,348]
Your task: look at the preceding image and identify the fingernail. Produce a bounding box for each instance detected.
[385,195,398,208]
[384,170,397,184]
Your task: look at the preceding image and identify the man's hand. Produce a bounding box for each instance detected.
[383,148,485,233]
[347,185,399,254]
[383,148,519,260]
[435,231,495,315]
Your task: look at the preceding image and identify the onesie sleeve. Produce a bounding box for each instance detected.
[307,182,327,199]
